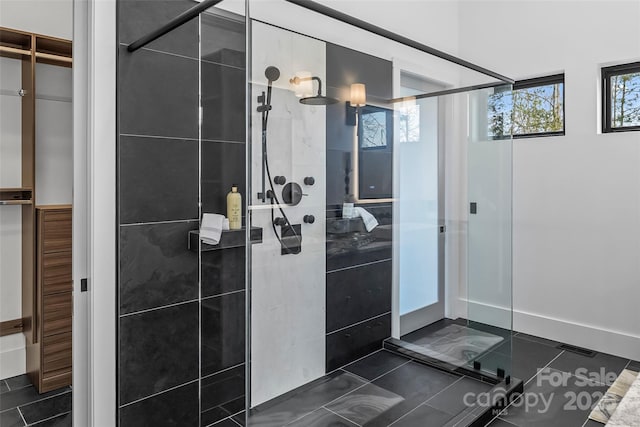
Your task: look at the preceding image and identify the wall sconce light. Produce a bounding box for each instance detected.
[346,83,366,126]
[350,83,366,107]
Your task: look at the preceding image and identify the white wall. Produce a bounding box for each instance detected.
[35,63,74,206]
[0,57,27,379]
[458,0,640,360]
[0,0,72,39]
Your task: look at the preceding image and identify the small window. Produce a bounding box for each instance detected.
[488,74,565,139]
[602,62,640,133]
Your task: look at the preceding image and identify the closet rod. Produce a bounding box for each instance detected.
[35,52,72,64]
[127,0,224,52]
[0,45,31,56]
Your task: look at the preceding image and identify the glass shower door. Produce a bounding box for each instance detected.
[466,85,514,379]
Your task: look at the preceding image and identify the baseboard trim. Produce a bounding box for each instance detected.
[458,299,640,360]
[0,347,26,379]
[513,309,640,361]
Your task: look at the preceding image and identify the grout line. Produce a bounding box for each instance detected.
[120,133,200,142]
[120,218,199,227]
[364,360,412,384]
[544,367,609,387]
[388,378,466,426]
[326,312,391,336]
[323,406,361,426]
[496,417,519,426]
[201,289,245,302]
[199,57,245,71]
[17,407,27,426]
[339,370,373,385]
[200,362,245,381]
[119,379,199,409]
[120,298,200,318]
[523,350,566,386]
[119,43,199,62]
[486,350,566,425]
[327,258,392,274]
[3,379,9,391]
[120,132,246,145]
[5,388,70,414]
[328,349,383,376]
[26,410,70,426]
[118,42,246,71]
[281,362,411,427]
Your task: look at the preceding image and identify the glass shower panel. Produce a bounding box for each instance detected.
[466,85,514,378]
[248,19,328,407]
[199,4,247,426]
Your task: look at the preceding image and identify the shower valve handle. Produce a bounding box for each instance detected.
[274,176,287,185]
[273,217,287,227]
[303,215,315,224]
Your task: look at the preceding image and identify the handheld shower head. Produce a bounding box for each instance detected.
[265,66,281,83]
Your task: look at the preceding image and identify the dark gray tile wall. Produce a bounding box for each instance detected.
[118,2,246,426]
[325,43,394,372]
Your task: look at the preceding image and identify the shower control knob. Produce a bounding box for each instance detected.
[274,176,287,185]
[304,177,315,186]
[303,215,315,224]
[273,217,287,227]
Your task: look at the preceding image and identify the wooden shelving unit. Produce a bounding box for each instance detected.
[0,26,72,393]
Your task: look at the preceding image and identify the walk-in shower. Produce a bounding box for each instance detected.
[116,1,518,426]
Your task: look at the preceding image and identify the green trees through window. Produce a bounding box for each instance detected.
[488,74,564,139]
[603,62,640,132]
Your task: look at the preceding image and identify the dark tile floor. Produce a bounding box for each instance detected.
[243,349,495,427]
[484,332,638,427]
[0,375,71,427]
[241,322,639,427]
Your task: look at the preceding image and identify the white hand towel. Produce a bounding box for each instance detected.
[353,207,379,232]
[201,214,230,245]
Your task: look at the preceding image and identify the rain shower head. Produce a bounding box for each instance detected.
[290,75,338,106]
[299,95,339,105]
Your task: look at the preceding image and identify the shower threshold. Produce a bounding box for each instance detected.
[384,338,523,426]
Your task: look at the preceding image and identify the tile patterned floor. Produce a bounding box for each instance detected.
[2,325,637,427]
[0,375,71,427]
[485,332,639,427]
[243,350,495,427]
[241,323,639,427]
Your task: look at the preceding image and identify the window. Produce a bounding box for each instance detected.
[398,103,420,143]
[602,62,640,133]
[488,74,565,138]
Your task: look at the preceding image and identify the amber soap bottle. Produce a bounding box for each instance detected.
[227,185,242,230]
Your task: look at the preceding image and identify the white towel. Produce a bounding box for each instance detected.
[353,207,379,232]
[200,214,229,245]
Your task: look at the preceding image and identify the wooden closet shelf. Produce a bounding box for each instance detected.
[0,188,33,204]
[0,200,32,206]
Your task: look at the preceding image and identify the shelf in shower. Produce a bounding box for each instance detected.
[188,227,263,252]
